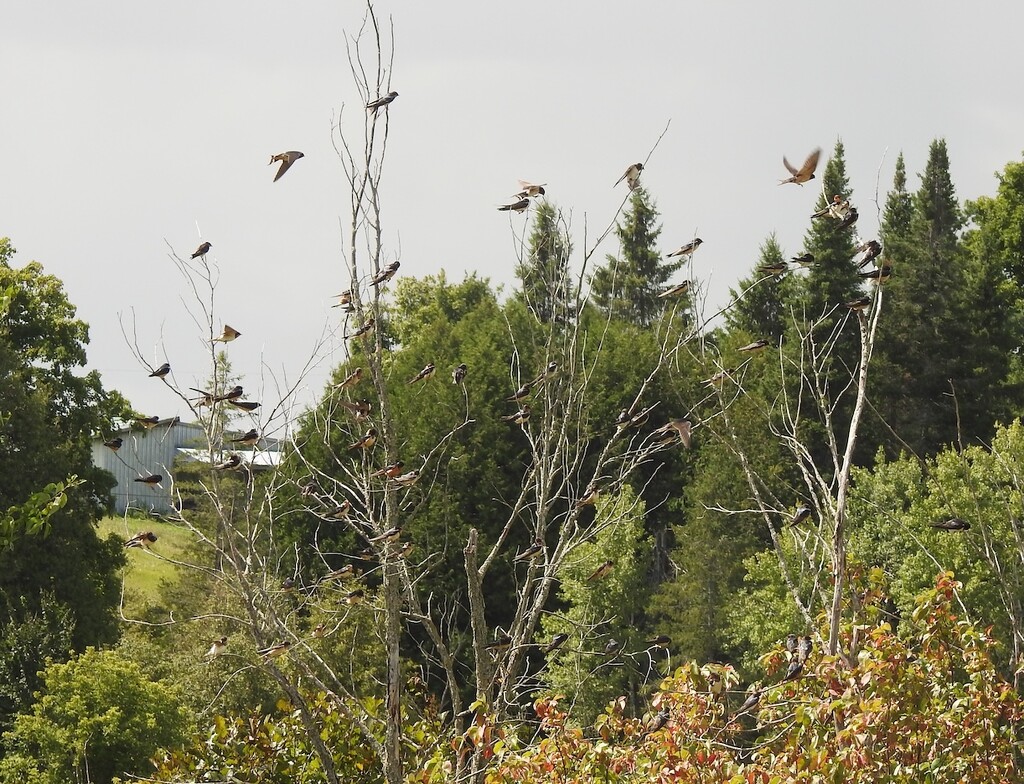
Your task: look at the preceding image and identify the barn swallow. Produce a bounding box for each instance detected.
[738,339,770,353]
[485,635,514,652]
[190,389,215,408]
[215,385,244,402]
[586,559,615,581]
[498,198,530,213]
[212,453,242,471]
[790,253,815,267]
[231,428,260,447]
[785,633,798,654]
[349,428,378,450]
[515,180,547,198]
[734,688,763,716]
[837,207,859,230]
[845,296,872,312]
[408,363,436,384]
[300,480,319,497]
[797,635,813,662]
[324,501,351,519]
[104,437,123,451]
[134,415,161,428]
[269,151,304,182]
[658,281,692,298]
[615,162,644,189]
[281,578,296,592]
[312,623,326,639]
[931,517,970,531]
[643,709,670,737]
[790,504,812,527]
[133,474,163,485]
[338,398,372,419]
[257,641,291,659]
[366,90,398,111]
[703,369,734,388]
[614,409,632,429]
[858,264,891,284]
[149,362,171,378]
[371,261,400,286]
[191,242,212,259]
[335,367,363,390]
[779,147,821,185]
[507,382,532,402]
[532,361,559,385]
[324,564,356,581]
[124,530,158,548]
[781,658,804,682]
[514,540,544,562]
[646,634,672,649]
[206,636,228,658]
[544,633,569,653]
[830,199,851,220]
[759,261,789,276]
[811,194,845,219]
[392,470,420,487]
[451,363,468,385]
[603,638,623,656]
[212,324,242,343]
[332,290,353,309]
[653,418,693,449]
[856,240,882,268]
[369,526,401,543]
[396,540,414,558]
[344,588,365,605]
[228,400,261,412]
[346,318,375,340]
[666,238,703,258]
[371,461,405,479]
[502,406,531,425]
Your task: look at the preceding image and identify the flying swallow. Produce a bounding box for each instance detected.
[134,415,161,428]
[515,180,547,198]
[335,367,363,390]
[124,530,158,548]
[215,385,244,402]
[269,151,304,182]
[344,588,365,605]
[212,324,242,343]
[615,162,644,190]
[498,198,530,213]
[586,559,615,581]
[653,418,693,449]
[507,382,532,402]
[797,635,813,662]
[392,469,420,487]
[703,369,734,388]
[734,688,763,717]
[191,242,212,259]
[845,296,872,312]
[212,453,242,471]
[149,362,171,378]
[324,564,356,581]
[231,428,260,447]
[837,207,859,230]
[603,638,623,656]
[785,633,798,653]
[666,238,703,258]
[858,264,892,284]
[346,318,375,340]
[228,400,261,412]
[738,339,770,353]
[658,281,692,298]
[258,641,291,659]
[790,253,815,267]
[206,636,228,658]
[790,504,812,527]
[349,428,378,450]
[646,634,672,649]
[931,517,970,531]
[103,437,123,451]
[371,261,400,286]
[544,633,569,653]
[502,405,531,425]
[337,398,372,419]
[408,363,436,384]
[779,147,821,185]
[759,261,789,276]
[324,501,351,519]
[369,526,401,543]
[452,363,467,385]
[366,90,399,112]
[514,540,544,562]
[133,474,163,485]
[371,461,405,478]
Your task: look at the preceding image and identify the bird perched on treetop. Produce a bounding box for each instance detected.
[790,253,815,267]
[191,242,211,259]
[515,180,546,198]
[845,296,872,312]
[346,318,375,340]
[615,162,644,190]
[666,238,703,258]
[269,151,304,182]
[498,198,530,213]
[514,540,544,562]
[149,362,171,378]
[371,461,405,479]
[371,261,400,286]
[647,634,672,649]
[779,147,821,185]
[212,324,242,343]
[366,90,398,112]
[215,385,243,402]
[759,260,789,276]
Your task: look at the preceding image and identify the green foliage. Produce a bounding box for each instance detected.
[515,201,574,324]
[724,233,793,341]
[0,479,75,550]
[0,647,191,784]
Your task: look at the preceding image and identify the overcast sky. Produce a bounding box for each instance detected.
[4,2,1023,432]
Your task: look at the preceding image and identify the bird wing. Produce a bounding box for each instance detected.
[782,156,799,176]
[274,156,295,182]
[798,148,822,178]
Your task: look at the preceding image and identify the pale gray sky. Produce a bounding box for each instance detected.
[3,2,1023,429]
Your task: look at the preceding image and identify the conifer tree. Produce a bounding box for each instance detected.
[725,233,792,342]
[515,201,574,324]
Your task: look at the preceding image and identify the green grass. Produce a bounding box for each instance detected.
[98,516,195,610]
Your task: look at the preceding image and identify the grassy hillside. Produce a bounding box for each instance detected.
[98,515,195,611]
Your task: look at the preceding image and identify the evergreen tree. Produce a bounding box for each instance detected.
[515,201,574,324]
[725,233,793,342]
[589,188,682,326]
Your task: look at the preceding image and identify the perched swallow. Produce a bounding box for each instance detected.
[324,564,356,581]
[797,635,813,662]
[124,530,158,548]
[837,207,859,230]
[395,540,415,558]
[614,409,632,429]
[653,418,693,449]
[371,261,400,286]
[587,559,615,581]
[324,501,351,519]
[212,453,242,471]
[785,633,798,654]
[845,296,872,312]
[507,382,532,402]
[366,90,399,112]
[502,405,531,425]
[830,199,852,220]
[133,474,163,485]
[269,151,304,182]
[532,361,559,385]
[332,290,354,309]
[734,688,763,716]
[790,253,815,267]
[485,635,514,652]
[215,385,244,402]
[103,437,123,451]
[452,363,467,385]
[498,198,530,213]
[811,194,845,219]
[516,180,547,198]
[281,577,296,592]
[258,641,291,659]
[782,658,804,682]
[738,339,771,353]
[779,147,821,185]
[231,428,260,447]
[603,638,623,656]
[335,367,363,390]
[371,461,405,479]
[312,623,326,639]
[300,480,319,497]
[577,482,603,508]
[368,525,401,543]
[337,398,372,419]
[759,261,789,276]
[408,363,436,384]
[190,389,215,408]
[191,242,212,259]
[790,504,812,527]
[856,240,883,268]
[703,369,734,388]
[666,238,703,258]
[349,428,378,450]
[615,162,644,190]
[931,517,970,531]
[646,634,672,649]
[514,540,544,562]
[346,318,375,340]
[545,633,569,654]
[134,415,161,428]
[149,362,171,378]
[344,588,365,605]
[858,264,892,284]
[658,281,692,298]
[228,400,261,412]
[206,636,228,658]
[392,470,420,487]
[212,324,242,343]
